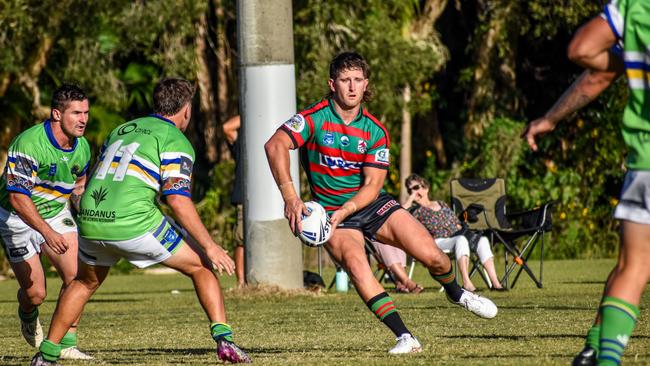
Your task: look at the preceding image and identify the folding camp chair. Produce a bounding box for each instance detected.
[450,178,555,289]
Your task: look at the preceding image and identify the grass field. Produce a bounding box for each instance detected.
[1,259,649,365]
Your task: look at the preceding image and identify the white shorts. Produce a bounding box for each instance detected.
[78,217,186,268]
[614,170,650,225]
[0,206,77,263]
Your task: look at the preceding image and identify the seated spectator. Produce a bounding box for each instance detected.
[371,240,424,294]
[402,174,505,291]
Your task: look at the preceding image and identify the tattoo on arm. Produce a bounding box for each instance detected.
[70,193,81,214]
[546,76,597,122]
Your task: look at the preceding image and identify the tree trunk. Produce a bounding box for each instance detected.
[214,0,234,162]
[464,0,518,141]
[196,12,219,165]
[399,85,412,203]
[429,106,447,167]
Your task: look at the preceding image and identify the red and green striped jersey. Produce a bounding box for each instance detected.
[279,99,390,212]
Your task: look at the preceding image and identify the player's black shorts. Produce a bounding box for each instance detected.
[337,192,402,238]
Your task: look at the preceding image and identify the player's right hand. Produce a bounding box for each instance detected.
[43,230,69,254]
[206,245,235,275]
[522,117,556,151]
[284,197,308,235]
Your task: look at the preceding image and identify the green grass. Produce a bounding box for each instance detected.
[1,259,649,365]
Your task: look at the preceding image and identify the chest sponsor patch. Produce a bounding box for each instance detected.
[375,148,390,163]
[319,154,362,170]
[284,114,305,133]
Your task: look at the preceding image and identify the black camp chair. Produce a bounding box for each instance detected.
[450,178,555,289]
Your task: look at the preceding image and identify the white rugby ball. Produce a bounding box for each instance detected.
[299,201,332,246]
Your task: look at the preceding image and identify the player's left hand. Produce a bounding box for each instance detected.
[522,117,556,151]
[206,245,235,275]
[329,209,347,228]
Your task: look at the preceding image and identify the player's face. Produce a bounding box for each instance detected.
[55,99,89,138]
[328,68,368,110]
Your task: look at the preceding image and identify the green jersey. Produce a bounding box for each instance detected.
[78,115,195,240]
[0,120,90,219]
[604,0,650,169]
[279,99,391,212]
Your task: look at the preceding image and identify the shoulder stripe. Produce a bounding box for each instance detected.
[300,99,330,117]
[363,110,390,148]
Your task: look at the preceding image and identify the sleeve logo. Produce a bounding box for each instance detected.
[14,156,34,176]
[284,114,305,133]
[180,156,193,176]
[375,148,390,163]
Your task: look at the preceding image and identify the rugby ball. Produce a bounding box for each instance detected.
[299,201,332,247]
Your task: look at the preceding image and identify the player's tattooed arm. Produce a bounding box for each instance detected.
[523,68,621,151]
[544,69,620,123]
[71,175,87,214]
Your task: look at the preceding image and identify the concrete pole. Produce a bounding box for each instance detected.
[237,0,303,289]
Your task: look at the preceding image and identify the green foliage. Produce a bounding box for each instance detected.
[294,0,447,135]
[195,161,237,251]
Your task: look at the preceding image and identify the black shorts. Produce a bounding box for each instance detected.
[337,192,402,238]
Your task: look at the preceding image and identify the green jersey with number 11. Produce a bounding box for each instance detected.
[78,115,195,240]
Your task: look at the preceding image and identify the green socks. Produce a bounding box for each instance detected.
[211,322,234,342]
[585,324,600,352]
[39,340,62,362]
[61,331,77,349]
[598,296,639,366]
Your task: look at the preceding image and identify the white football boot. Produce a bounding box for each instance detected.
[60,346,94,360]
[388,334,422,354]
[450,289,498,319]
[21,315,43,348]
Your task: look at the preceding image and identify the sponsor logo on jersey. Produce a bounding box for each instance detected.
[180,156,193,176]
[323,132,334,146]
[319,154,362,170]
[91,186,108,208]
[340,135,350,146]
[14,156,33,176]
[375,148,390,163]
[118,122,152,136]
[376,199,399,216]
[60,156,69,162]
[79,208,116,222]
[357,140,367,153]
[284,114,305,133]
[48,163,57,177]
[62,218,75,227]
[9,247,29,258]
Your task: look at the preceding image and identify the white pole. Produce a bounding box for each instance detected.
[237,0,302,289]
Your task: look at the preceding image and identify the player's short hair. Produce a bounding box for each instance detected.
[51,83,88,112]
[328,51,372,102]
[153,78,196,116]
